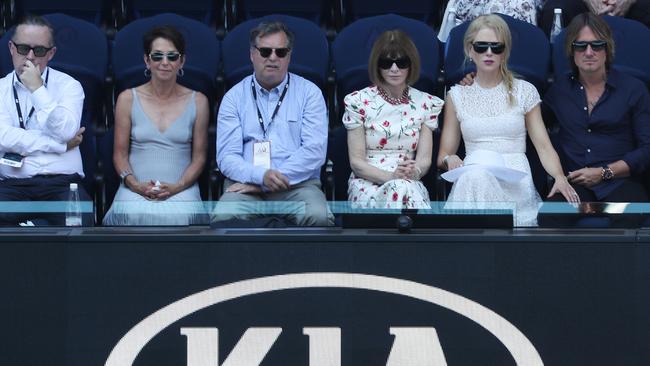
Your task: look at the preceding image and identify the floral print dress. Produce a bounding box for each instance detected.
[342,86,444,209]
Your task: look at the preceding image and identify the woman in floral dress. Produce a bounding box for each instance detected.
[343,30,444,209]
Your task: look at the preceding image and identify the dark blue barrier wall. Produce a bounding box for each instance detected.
[1,228,649,365]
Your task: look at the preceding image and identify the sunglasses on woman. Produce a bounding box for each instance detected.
[149,51,181,62]
[11,41,53,57]
[472,42,505,54]
[377,56,411,70]
[572,40,607,52]
[255,46,291,58]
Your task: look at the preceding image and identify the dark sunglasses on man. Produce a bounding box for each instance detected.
[149,51,181,62]
[10,41,53,57]
[472,42,505,55]
[377,56,411,70]
[255,46,291,58]
[572,40,607,52]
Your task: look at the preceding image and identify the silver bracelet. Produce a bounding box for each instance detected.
[442,155,451,168]
[414,166,422,179]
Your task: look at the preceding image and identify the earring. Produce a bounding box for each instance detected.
[144,68,151,77]
[177,68,184,77]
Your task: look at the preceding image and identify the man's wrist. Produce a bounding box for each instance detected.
[601,166,614,181]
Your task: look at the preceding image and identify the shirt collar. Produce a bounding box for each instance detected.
[12,66,49,89]
[252,72,289,94]
[568,68,618,90]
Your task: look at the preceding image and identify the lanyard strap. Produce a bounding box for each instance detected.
[13,67,49,129]
[251,74,290,138]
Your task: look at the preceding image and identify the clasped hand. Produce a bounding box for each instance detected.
[391,158,420,180]
[132,180,181,200]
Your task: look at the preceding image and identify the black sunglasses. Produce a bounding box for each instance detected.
[572,40,607,52]
[11,41,53,57]
[149,51,181,62]
[255,46,291,58]
[472,42,505,54]
[377,57,411,70]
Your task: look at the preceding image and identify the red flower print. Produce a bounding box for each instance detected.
[392,192,399,201]
[363,99,369,106]
[383,120,390,127]
[380,158,385,163]
[402,195,409,204]
[412,142,417,150]
[379,138,388,147]
[428,95,433,99]
[370,124,375,130]
[361,116,366,122]
[359,108,366,116]
[403,111,407,116]
[360,187,365,192]
[422,103,429,110]
[412,131,416,137]
[353,196,358,201]
[430,115,437,120]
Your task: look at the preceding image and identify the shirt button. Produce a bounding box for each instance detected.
[587,129,591,133]
[580,86,584,90]
[587,148,591,153]
[583,106,588,111]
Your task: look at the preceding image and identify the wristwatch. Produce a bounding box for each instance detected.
[120,170,133,184]
[601,166,614,181]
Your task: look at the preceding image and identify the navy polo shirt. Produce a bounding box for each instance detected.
[543,69,650,199]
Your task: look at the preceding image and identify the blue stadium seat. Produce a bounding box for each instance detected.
[122,0,224,27]
[11,0,113,28]
[342,0,442,27]
[0,14,108,222]
[332,14,442,114]
[221,14,329,90]
[552,15,650,87]
[233,0,330,27]
[445,13,551,92]
[111,13,220,101]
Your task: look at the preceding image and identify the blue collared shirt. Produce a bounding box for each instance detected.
[217,73,328,188]
[543,69,650,199]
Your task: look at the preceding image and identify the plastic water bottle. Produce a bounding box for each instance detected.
[550,8,563,44]
[66,183,82,227]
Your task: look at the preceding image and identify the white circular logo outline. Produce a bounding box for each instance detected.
[105,272,543,365]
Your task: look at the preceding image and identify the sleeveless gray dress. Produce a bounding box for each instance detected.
[103,89,207,226]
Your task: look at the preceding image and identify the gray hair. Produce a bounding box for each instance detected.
[249,21,294,49]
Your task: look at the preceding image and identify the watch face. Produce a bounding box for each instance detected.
[602,167,613,180]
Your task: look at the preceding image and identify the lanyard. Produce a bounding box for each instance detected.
[251,74,290,138]
[12,67,49,129]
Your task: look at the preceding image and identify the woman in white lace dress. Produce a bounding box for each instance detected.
[437,14,577,226]
[344,30,444,209]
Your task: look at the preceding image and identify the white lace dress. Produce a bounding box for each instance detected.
[446,79,542,226]
[343,86,444,209]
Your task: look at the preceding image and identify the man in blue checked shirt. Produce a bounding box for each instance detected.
[213,21,333,226]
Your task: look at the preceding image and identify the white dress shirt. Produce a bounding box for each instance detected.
[0,67,85,179]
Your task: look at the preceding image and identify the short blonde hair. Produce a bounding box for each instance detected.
[463,14,515,104]
[368,30,421,86]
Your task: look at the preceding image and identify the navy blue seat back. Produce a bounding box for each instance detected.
[332,14,441,110]
[222,14,329,89]
[235,0,328,26]
[0,14,108,198]
[342,0,441,26]
[12,0,111,27]
[112,13,220,100]
[327,126,351,201]
[123,0,223,26]
[552,16,650,87]
[445,13,550,92]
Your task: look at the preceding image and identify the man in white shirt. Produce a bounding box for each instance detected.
[0,15,88,226]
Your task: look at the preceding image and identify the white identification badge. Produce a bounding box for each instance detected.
[0,152,24,168]
[253,141,271,170]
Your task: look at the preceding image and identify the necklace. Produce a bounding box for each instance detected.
[377,86,410,105]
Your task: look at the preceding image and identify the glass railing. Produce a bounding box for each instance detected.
[0,200,647,228]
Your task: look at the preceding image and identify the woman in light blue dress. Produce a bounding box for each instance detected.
[103,25,209,225]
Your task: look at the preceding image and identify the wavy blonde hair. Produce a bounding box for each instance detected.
[463,14,515,105]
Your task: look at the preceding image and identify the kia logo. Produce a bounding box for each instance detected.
[106,273,543,365]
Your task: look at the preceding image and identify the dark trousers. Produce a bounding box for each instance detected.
[539,179,649,228]
[0,174,94,226]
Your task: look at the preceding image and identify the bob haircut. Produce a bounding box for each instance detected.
[563,12,615,75]
[368,30,420,86]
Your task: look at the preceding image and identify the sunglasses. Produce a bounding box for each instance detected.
[472,42,505,54]
[255,46,291,58]
[377,57,411,70]
[149,51,181,62]
[572,40,607,52]
[11,41,53,57]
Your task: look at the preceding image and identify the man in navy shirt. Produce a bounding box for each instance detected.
[543,12,650,208]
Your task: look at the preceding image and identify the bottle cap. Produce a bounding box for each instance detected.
[70,183,78,190]
[554,8,562,14]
